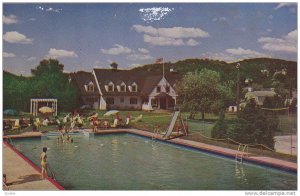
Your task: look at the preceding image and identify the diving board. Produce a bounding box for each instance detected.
[163,111,180,139]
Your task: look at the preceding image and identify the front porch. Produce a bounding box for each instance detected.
[143,92,176,111]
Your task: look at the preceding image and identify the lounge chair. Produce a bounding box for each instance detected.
[34,118,41,128]
[12,119,20,130]
[111,119,118,128]
[132,114,143,123]
[42,119,49,126]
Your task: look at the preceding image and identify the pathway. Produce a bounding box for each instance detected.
[3,143,60,190]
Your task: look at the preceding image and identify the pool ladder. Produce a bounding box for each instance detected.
[152,128,161,141]
[236,144,249,163]
[6,136,14,147]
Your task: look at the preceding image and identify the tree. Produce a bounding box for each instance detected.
[212,99,278,149]
[31,59,64,76]
[110,62,118,69]
[30,59,80,111]
[228,99,277,148]
[176,69,234,119]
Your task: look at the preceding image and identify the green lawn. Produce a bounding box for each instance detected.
[3,110,296,162]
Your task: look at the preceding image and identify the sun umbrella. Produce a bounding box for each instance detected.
[39,106,54,114]
[3,109,18,115]
[103,110,119,117]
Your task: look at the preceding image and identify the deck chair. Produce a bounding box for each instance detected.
[42,119,49,126]
[126,117,130,125]
[132,114,143,123]
[34,118,41,128]
[12,119,20,130]
[111,119,118,128]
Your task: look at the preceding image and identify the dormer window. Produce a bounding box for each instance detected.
[120,85,126,92]
[128,82,138,92]
[120,82,126,92]
[108,85,114,92]
[87,82,94,92]
[107,81,114,92]
[132,84,137,92]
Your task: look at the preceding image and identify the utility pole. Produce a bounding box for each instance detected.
[236,63,240,112]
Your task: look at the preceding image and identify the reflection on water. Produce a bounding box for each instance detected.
[12,134,297,190]
[235,162,248,185]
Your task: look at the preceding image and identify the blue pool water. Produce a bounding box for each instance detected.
[12,133,297,190]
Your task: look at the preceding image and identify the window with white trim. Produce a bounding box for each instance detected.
[132,84,137,92]
[130,97,138,105]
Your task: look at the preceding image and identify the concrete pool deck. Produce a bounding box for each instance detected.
[93,129,297,173]
[3,129,297,190]
[3,142,62,190]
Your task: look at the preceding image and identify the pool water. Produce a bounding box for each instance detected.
[12,133,297,190]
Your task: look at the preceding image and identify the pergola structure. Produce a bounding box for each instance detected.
[30,98,58,116]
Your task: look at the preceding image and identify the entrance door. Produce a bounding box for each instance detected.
[160,98,166,109]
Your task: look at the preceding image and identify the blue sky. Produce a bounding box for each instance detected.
[3,3,297,75]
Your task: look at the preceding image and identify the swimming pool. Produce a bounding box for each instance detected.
[12,133,297,190]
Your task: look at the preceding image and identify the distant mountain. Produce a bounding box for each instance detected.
[131,58,297,89]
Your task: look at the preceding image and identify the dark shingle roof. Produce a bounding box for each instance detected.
[93,69,181,96]
[69,71,100,96]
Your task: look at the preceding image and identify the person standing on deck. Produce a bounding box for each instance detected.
[40,147,48,179]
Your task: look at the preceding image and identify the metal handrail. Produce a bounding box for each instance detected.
[6,136,14,147]
[47,164,56,180]
[236,144,249,163]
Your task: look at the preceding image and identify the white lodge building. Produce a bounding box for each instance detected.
[69,68,182,111]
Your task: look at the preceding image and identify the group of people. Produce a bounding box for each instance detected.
[91,112,132,132]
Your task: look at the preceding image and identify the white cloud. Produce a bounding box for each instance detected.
[202,52,237,63]
[133,25,209,39]
[186,39,200,46]
[143,35,201,46]
[144,34,185,46]
[127,48,153,61]
[29,18,36,21]
[203,47,270,63]
[101,44,132,55]
[258,30,297,53]
[46,48,78,58]
[3,31,33,44]
[129,63,143,68]
[36,6,44,11]
[36,6,62,13]
[127,53,153,61]
[46,7,62,13]
[212,17,227,22]
[3,14,18,25]
[138,48,150,54]
[274,3,296,10]
[27,57,37,61]
[226,47,267,57]
[3,52,16,58]
[133,25,207,47]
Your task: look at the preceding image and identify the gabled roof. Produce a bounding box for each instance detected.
[93,69,181,96]
[69,71,100,96]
